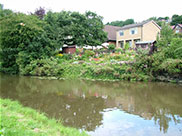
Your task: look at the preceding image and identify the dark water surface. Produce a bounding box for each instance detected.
[1,74,182,136]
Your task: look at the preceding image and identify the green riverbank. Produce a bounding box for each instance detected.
[0,98,88,136]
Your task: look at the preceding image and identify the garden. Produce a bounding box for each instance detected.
[0,5,182,82]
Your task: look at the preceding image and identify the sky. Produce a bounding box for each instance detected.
[1,0,182,24]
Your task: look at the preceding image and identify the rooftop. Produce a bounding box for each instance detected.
[104,25,122,41]
[119,20,160,30]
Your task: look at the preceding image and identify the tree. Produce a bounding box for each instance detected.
[171,14,182,25]
[34,7,46,20]
[106,19,134,27]
[0,3,13,19]
[84,11,107,47]
[147,16,169,27]
[123,19,135,26]
[44,11,107,48]
[0,13,55,74]
[44,11,69,48]
[156,23,174,48]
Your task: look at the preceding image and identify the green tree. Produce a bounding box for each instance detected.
[156,23,174,48]
[123,19,135,26]
[44,11,68,48]
[0,3,13,19]
[44,11,107,48]
[44,11,86,47]
[0,13,55,74]
[147,16,169,27]
[84,11,107,47]
[106,19,134,27]
[171,14,182,25]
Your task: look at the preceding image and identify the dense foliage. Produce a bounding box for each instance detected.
[0,5,107,74]
[0,4,182,82]
[106,19,134,27]
[134,23,182,81]
[171,14,182,25]
[44,11,107,48]
[0,13,54,74]
[0,4,13,19]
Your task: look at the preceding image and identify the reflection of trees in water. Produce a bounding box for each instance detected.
[1,74,182,133]
[1,75,106,131]
[22,93,105,131]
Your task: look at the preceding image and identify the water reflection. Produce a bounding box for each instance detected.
[1,74,182,135]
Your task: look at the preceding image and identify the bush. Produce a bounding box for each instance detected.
[0,13,55,74]
[158,59,182,75]
[115,48,124,54]
[21,57,63,76]
[108,44,115,50]
[84,50,95,57]
[124,43,130,50]
[167,38,182,59]
[134,49,153,74]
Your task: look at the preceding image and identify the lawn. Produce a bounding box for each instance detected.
[0,98,88,136]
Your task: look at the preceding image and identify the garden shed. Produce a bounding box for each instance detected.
[62,45,76,54]
[135,40,157,54]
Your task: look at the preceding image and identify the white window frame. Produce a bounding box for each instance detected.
[119,31,124,36]
[130,28,138,35]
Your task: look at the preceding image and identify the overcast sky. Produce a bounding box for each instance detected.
[1,0,182,23]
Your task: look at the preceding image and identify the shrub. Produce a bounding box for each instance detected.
[0,13,55,74]
[84,50,95,57]
[21,57,63,76]
[134,49,153,74]
[158,59,182,75]
[168,38,182,59]
[115,48,124,54]
[108,44,115,50]
[61,54,73,60]
[124,43,130,50]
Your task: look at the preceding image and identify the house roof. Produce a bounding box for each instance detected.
[179,24,182,28]
[171,25,175,29]
[104,25,122,41]
[119,20,161,30]
[173,24,182,29]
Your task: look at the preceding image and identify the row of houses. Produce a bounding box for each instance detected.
[104,20,182,49]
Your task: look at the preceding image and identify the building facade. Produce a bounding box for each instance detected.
[116,20,161,48]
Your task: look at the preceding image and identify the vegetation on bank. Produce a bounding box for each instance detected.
[0,4,107,74]
[0,98,88,136]
[0,4,182,82]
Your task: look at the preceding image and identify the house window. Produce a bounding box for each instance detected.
[130,28,137,35]
[119,31,124,36]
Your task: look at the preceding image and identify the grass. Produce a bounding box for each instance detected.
[0,98,88,136]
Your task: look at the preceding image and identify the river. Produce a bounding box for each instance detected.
[0,73,182,136]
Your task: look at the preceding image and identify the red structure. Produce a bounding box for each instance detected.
[62,45,76,54]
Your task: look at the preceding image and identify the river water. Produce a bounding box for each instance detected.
[0,74,182,136]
